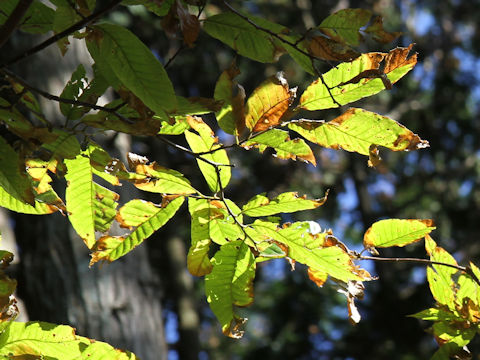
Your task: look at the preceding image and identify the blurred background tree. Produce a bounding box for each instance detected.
[2,0,480,359]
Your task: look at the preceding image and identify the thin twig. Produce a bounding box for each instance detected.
[157,135,234,168]
[0,0,122,69]
[223,1,341,107]
[1,68,133,124]
[164,45,186,69]
[359,255,480,286]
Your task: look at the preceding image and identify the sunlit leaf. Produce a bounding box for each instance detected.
[214,62,246,136]
[203,12,286,63]
[41,129,81,160]
[363,219,435,250]
[410,308,462,322]
[90,197,184,264]
[431,322,476,358]
[241,191,327,217]
[157,115,191,135]
[0,321,139,359]
[289,108,429,158]
[249,221,366,282]
[242,129,316,165]
[87,23,176,114]
[245,72,295,132]
[425,236,458,309]
[184,117,231,192]
[205,241,256,338]
[299,44,417,110]
[0,137,35,206]
[308,267,328,287]
[318,8,372,46]
[128,158,197,195]
[65,152,96,248]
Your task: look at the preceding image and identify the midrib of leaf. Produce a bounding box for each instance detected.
[104,34,158,108]
[381,228,432,247]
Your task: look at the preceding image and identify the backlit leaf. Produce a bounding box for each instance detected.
[90,196,184,264]
[60,64,88,120]
[245,72,295,132]
[214,62,246,135]
[363,219,435,250]
[410,308,462,322]
[249,221,366,282]
[318,8,372,46]
[242,191,327,217]
[242,129,316,165]
[425,236,458,309]
[0,321,139,359]
[184,117,231,192]
[299,44,417,110]
[203,12,286,63]
[128,159,197,195]
[205,241,256,338]
[65,152,96,248]
[289,108,429,158]
[157,115,191,135]
[42,129,81,160]
[0,136,35,206]
[88,23,176,114]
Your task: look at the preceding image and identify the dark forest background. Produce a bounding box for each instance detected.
[2,0,480,359]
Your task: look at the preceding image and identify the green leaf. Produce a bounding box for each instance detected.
[0,321,139,359]
[242,129,316,165]
[90,197,184,264]
[214,63,246,135]
[244,72,295,132]
[0,0,55,34]
[205,241,256,338]
[88,23,176,114]
[242,191,327,217]
[60,64,88,119]
[363,219,435,250]
[128,160,197,195]
[203,12,286,63]
[318,8,372,46]
[65,152,96,248]
[432,322,476,355]
[0,136,35,206]
[425,236,458,309]
[289,108,429,157]
[249,221,365,282]
[410,308,463,322]
[299,45,417,110]
[157,115,191,135]
[184,118,231,192]
[173,96,223,116]
[42,129,81,160]
[92,184,119,233]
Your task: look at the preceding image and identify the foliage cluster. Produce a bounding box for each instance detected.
[0,1,478,359]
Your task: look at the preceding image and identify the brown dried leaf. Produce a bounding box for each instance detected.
[308,36,360,62]
[365,16,402,44]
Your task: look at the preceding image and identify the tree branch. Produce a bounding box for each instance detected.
[1,68,133,124]
[0,0,122,69]
[0,0,33,50]
[359,255,480,286]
